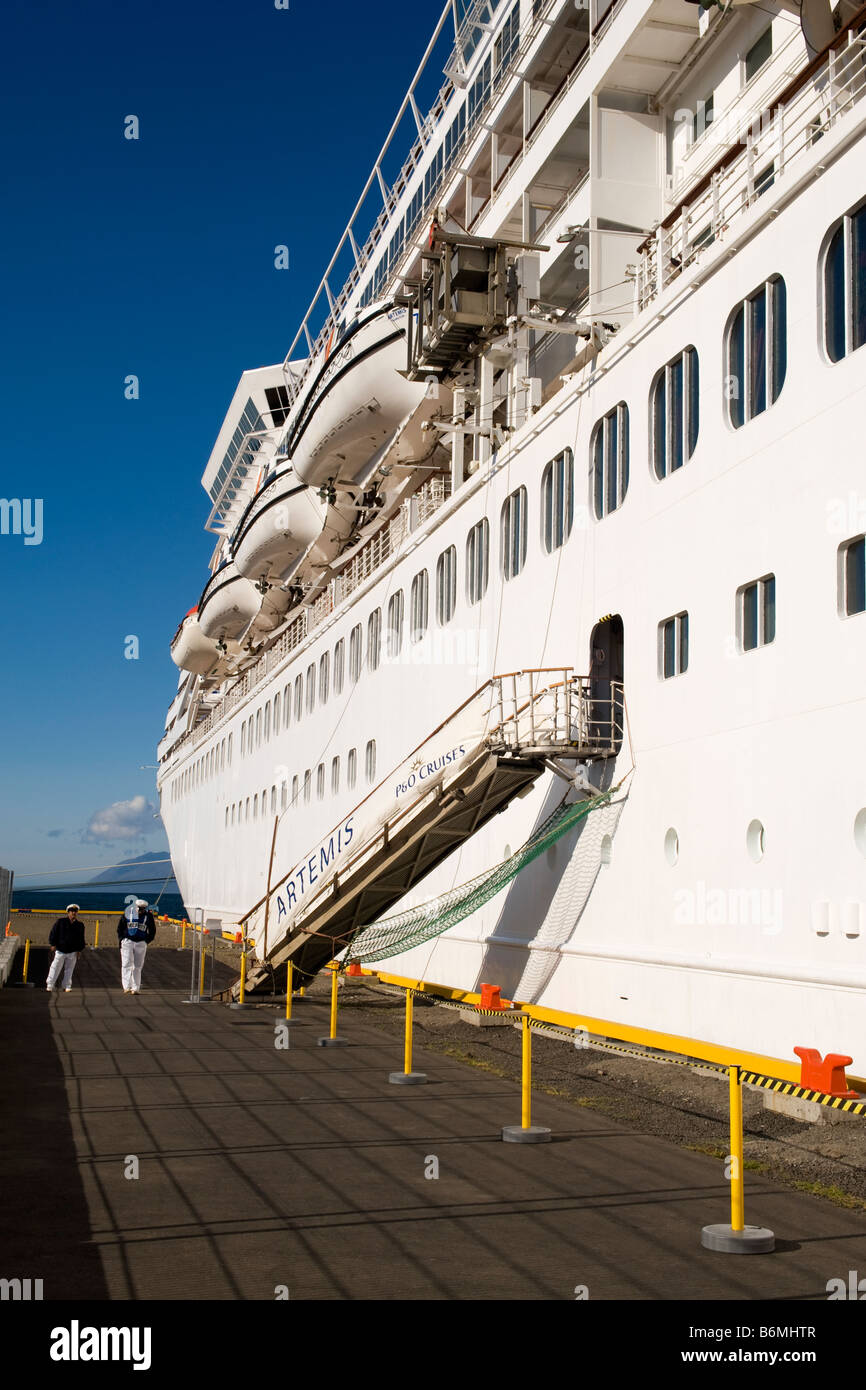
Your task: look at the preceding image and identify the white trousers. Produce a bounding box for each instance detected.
[47,951,78,989]
[120,940,147,991]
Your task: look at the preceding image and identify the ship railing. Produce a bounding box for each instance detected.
[278,0,628,418]
[488,671,624,759]
[638,25,866,311]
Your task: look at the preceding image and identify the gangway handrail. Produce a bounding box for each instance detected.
[239,668,623,930]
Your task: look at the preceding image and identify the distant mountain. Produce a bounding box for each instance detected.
[89,853,178,890]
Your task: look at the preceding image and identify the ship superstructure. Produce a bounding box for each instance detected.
[158,0,866,1064]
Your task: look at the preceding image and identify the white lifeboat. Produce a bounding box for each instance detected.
[170,608,222,677]
[232,465,325,586]
[197,560,261,643]
[287,304,431,491]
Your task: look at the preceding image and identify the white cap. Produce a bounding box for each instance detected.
[66,903,80,911]
[135,899,148,907]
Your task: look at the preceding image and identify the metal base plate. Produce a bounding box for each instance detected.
[317,1036,349,1047]
[701,1223,775,1254]
[501,1124,552,1144]
[229,1002,255,1010]
[389,1072,428,1085]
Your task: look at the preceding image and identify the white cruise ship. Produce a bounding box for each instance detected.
[158,0,866,1070]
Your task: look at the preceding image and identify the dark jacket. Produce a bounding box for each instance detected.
[117,911,156,944]
[49,917,86,953]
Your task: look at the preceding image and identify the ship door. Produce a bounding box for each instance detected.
[589,615,624,752]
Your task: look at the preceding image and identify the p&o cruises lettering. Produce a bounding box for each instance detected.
[395,744,466,798]
[274,816,354,923]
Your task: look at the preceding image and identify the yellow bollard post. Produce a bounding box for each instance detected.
[94,919,100,949]
[389,987,427,1085]
[199,935,206,997]
[502,1013,550,1143]
[317,963,348,1047]
[23,938,31,983]
[700,1065,774,1252]
[239,950,246,1004]
[299,985,305,996]
[285,961,293,1021]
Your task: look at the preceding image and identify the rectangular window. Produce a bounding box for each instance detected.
[541,451,574,552]
[264,702,271,742]
[592,405,629,518]
[738,574,775,651]
[386,590,404,659]
[436,546,457,625]
[466,519,489,604]
[273,696,280,737]
[294,676,303,722]
[842,535,866,616]
[692,93,714,143]
[331,756,340,794]
[727,278,786,427]
[317,764,325,800]
[349,624,362,683]
[365,739,377,784]
[653,349,699,479]
[281,782,288,811]
[240,722,246,757]
[255,709,262,748]
[367,609,382,671]
[292,775,299,807]
[659,612,689,678]
[333,639,345,694]
[501,486,528,579]
[319,652,330,704]
[745,25,772,83]
[271,786,277,814]
[347,748,357,789]
[410,570,429,642]
[825,202,866,362]
[303,769,311,803]
[306,664,316,714]
[283,684,291,727]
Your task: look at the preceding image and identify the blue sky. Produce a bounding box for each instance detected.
[0,0,442,884]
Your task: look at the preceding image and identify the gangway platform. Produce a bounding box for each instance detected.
[239,670,623,992]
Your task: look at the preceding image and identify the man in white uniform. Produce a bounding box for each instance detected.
[117,899,156,994]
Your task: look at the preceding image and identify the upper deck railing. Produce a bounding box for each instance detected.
[638,19,866,310]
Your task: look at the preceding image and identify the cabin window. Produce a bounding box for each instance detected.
[231,804,236,826]
[306,664,316,714]
[692,93,714,144]
[270,785,277,814]
[255,709,262,748]
[227,734,232,764]
[280,782,288,811]
[319,652,330,704]
[466,518,489,605]
[368,609,382,671]
[253,794,258,820]
[317,764,325,800]
[303,769,312,803]
[331,756,340,793]
[349,624,362,683]
[387,590,404,659]
[726,277,786,427]
[240,722,246,757]
[294,676,303,722]
[659,612,689,678]
[245,797,250,821]
[824,200,866,362]
[652,348,699,479]
[591,404,629,518]
[283,685,291,727]
[436,546,457,625]
[366,739,377,784]
[541,450,574,552]
[225,807,229,829]
[840,535,865,617]
[292,775,299,807]
[744,25,772,83]
[348,748,357,789]
[273,695,280,737]
[501,486,528,580]
[738,575,775,651]
[334,639,345,695]
[411,569,429,642]
[264,702,271,742]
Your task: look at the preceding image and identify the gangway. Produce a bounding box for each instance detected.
[238,670,624,992]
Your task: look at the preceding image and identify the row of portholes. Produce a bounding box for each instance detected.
[665,812,866,865]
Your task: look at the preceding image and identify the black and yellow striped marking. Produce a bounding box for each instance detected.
[738,1071,866,1114]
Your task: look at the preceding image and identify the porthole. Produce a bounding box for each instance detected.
[664,828,679,866]
[747,819,765,863]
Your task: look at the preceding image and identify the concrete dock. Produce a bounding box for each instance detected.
[3,946,866,1301]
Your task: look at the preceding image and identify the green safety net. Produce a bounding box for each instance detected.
[347,784,621,964]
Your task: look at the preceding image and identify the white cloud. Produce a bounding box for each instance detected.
[84,795,157,844]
